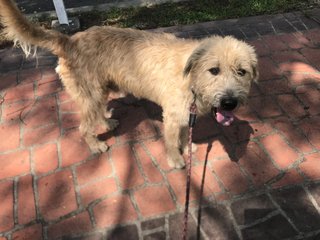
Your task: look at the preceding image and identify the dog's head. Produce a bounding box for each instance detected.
[184,36,258,126]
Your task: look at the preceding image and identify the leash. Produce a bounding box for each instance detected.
[182,91,197,240]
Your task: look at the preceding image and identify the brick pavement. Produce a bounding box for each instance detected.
[0,8,320,240]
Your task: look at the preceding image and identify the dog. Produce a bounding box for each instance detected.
[0,0,258,168]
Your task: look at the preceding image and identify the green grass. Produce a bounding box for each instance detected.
[72,0,317,30]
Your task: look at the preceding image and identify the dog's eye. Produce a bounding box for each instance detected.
[237,69,246,76]
[209,67,220,75]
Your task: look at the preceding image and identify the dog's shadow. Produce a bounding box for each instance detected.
[98,95,254,162]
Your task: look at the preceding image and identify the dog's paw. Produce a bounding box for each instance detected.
[106,118,119,131]
[90,141,109,153]
[168,155,186,169]
[183,143,198,155]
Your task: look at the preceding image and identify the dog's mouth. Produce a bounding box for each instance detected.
[213,107,235,126]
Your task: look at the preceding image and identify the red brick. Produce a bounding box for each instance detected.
[93,194,138,228]
[2,100,33,122]
[144,139,170,171]
[272,169,304,188]
[18,175,36,224]
[258,57,280,81]
[237,142,280,186]
[211,159,249,195]
[299,116,320,149]
[58,91,72,102]
[296,85,320,116]
[195,139,228,162]
[11,224,42,240]
[23,125,60,146]
[61,113,80,129]
[48,211,92,239]
[116,107,156,143]
[33,143,59,175]
[41,68,58,82]
[301,48,320,68]
[19,69,41,84]
[258,79,292,95]
[234,105,260,122]
[249,96,282,118]
[76,153,112,185]
[167,165,221,205]
[247,39,269,56]
[60,130,91,167]
[23,97,58,129]
[4,82,34,102]
[134,186,175,217]
[0,150,30,180]
[0,72,16,91]
[36,79,61,97]
[262,35,288,51]
[272,51,308,65]
[0,237,7,240]
[134,144,163,183]
[80,177,118,206]
[59,100,79,113]
[0,122,20,151]
[260,133,299,169]
[281,63,320,85]
[38,170,77,221]
[304,28,320,46]
[0,180,14,232]
[278,33,308,49]
[299,153,320,180]
[111,145,144,190]
[270,117,314,153]
[277,94,306,118]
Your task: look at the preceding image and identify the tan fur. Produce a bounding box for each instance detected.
[0,0,258,168]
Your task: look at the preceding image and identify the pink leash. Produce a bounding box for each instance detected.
[182,99,197,240]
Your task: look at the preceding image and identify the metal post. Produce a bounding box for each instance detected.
[53,0,69,25]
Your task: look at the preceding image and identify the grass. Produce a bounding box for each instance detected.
[72,0,318,30]
[0,0,318,47]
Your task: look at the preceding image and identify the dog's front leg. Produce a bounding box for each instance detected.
[163,116,186,169]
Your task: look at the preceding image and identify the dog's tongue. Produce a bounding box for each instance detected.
[215,108,235,126]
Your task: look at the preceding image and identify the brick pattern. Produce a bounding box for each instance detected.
[0,9,320,240]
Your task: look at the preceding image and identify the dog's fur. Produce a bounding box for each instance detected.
[0,0,258,168]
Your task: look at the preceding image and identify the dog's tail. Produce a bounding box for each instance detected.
[0,0,69,57]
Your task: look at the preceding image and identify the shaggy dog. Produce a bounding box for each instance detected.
[0,0,258,168]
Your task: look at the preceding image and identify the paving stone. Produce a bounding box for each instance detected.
[93,194,138,228]
[48,211,92,239]
[200,205,239,239]
[0,150,30,180]
[249,96,282,118]
[231,194,276,226]
[272,169,304,188]
[271,186,320,232]
[300,153,320,180]
[11,224,42,240]
[241,213,298,239]
[105,224,139,240]
[23,124,60,146]
[260,133,300,169]
[299,116,320,149]
[0,180,14,232]
[257,57,280,81]
[38,170,78,221]
[17,175,36,225]
[111,145,145,190]
[134,185,175,217]
[144,231,166,240]
[169,212,202,240]
[211,158,249,195]
[33,143,59,175]
[307,182,320,207]
[141,217,165,231]
[271,18,296,33]
[0,122,20,151]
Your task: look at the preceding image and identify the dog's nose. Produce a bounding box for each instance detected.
[220,97,238,111]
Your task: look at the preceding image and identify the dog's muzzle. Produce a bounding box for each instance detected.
[213,97,238,126]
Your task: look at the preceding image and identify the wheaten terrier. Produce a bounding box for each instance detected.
[0,0,258,168]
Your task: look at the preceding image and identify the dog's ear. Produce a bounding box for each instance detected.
[183,46,207,77]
